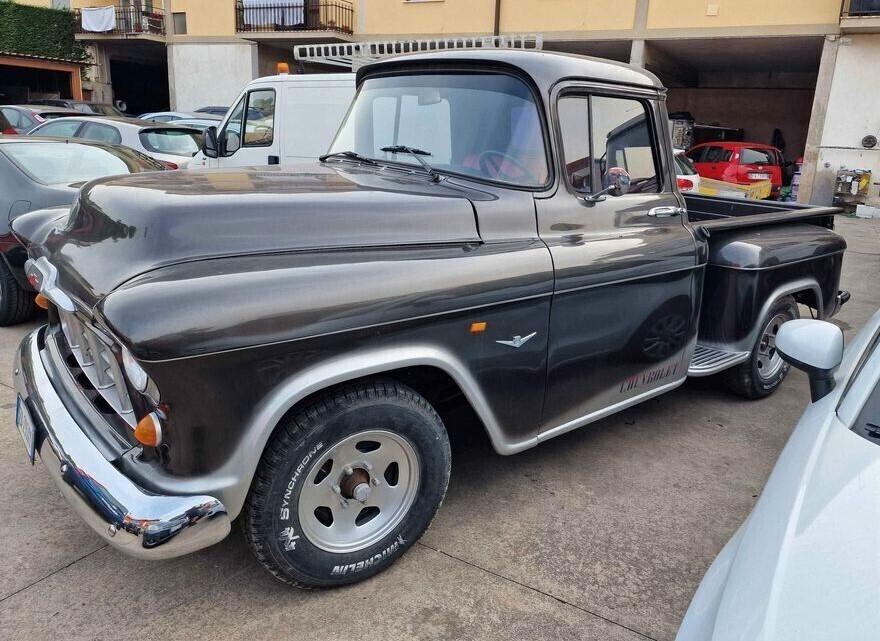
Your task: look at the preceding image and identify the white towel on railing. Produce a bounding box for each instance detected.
[81,6,116,32]
[242,0,304,27]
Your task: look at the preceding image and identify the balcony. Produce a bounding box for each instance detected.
[235,1,354,40]
[74,5,165,41]
[841,0,880,31]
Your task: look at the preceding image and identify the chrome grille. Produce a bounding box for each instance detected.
[58,308,137,427]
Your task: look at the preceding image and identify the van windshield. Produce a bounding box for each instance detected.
[329,73,549,188]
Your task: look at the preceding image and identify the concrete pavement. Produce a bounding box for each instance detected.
[0,216,877,641]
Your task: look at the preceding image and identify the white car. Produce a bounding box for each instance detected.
[137,111,198,122]
[674,149,701,193]
[677,307,880,641]
[27,116,202,169]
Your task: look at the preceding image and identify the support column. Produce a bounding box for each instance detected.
[797,35,839,205]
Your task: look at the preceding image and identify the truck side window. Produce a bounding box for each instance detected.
[243,89,275,147]
[557,95,591,191]
[592,96,659,193]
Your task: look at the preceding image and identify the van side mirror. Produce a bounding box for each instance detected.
[202,126,219,159]
[776,319,844,402]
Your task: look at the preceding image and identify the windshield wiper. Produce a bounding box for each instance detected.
[319,150,378,165]
[380,145,441,182]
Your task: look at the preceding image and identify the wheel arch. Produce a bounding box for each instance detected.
[221,345,519,518]
[738,278,822,352]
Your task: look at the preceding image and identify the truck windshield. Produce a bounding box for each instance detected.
[329,73,549,188]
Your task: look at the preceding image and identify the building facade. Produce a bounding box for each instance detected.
[10,0,880,209]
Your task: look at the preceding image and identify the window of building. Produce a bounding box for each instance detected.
[173,12,187,34]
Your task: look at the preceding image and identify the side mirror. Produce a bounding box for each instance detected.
[584,168,632,203]
[604,167,631,197]
[776,319,844,402]
[202,126,219,159]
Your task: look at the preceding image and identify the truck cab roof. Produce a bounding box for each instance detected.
[358,49,663,92]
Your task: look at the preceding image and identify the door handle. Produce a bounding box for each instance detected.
[268,155,280,165]
[648,206,685,218]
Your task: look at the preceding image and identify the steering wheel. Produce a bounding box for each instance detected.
[478,150,538,184]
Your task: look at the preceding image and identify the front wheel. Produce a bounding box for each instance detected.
[243,380,451,588]
[723,296,799,399]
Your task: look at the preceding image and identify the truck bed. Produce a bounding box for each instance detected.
[685,194,840,234]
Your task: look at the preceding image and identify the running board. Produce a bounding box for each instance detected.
[688,344,750,377]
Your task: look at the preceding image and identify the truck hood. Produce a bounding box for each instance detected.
[14,164,481,308]
[677,310,880,641]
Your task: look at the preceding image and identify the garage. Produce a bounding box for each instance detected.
[0,51,84,103]
[640,36,825,199]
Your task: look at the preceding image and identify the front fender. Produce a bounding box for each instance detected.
[122,343,526,519]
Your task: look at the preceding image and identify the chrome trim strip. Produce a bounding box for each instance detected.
[14,329,230,560]
[533,377,687,445]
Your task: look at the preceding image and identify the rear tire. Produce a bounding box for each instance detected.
[723,296,799,399]
[243,380,451,588]
[0,261,35,327]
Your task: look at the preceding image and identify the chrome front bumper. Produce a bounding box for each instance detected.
[13,328,231,560]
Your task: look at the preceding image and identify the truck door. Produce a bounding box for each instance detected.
[215,86,280,168]
[536,88,700,434]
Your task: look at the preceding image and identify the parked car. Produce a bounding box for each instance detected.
[687,141,785,199]
[12,50,848,589]
[674,149,701,193]
[28,116,202,168]
[138,111,202,123]
[167,115,223,132]
[194,105,230,116]
[677,310,880,641]
[0,137,164,324]
[0,110,15,135]
[30,99,124,117]
[1,105,97,134]
[191,72,355,168]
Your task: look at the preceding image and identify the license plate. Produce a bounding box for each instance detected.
[16,395,36,465]
[748,172,771,180]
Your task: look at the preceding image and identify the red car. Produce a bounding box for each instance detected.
[686,141,785,198]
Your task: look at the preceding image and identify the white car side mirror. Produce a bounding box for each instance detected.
[776,319,844,402]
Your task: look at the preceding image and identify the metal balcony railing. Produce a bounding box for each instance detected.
[235,1,353,35]
[74,6,166,37]
[842,0,880,16]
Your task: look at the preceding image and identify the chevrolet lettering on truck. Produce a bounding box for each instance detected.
[11,50,849,587]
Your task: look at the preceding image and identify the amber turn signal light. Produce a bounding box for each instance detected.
[134,412,163,447]
[470,321,487,334]
[34,293,50,310]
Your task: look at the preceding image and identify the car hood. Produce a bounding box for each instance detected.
[14,164,481,308]
[679,310,880,641]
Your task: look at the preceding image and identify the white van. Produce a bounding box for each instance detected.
[192,73,355,168]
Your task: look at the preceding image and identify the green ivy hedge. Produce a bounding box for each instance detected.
[0,1,88,62]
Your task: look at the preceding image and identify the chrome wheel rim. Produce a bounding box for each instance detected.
[756,313,788,381]
[297,430,420,553]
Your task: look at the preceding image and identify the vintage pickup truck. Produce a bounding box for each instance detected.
[12,50,849,588]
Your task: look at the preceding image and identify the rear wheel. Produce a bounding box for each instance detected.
[0,261,35,326]
[243,380,451,588]
[723,296,799,399]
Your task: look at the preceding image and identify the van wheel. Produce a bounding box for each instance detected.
[723,296,799,399]
[243,380,451,588]
[0,261,35,326]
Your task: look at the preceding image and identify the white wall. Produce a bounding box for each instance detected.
[811,34,880,206]
[168,41,258,112]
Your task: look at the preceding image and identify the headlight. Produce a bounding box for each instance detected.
[122,348,150,392]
